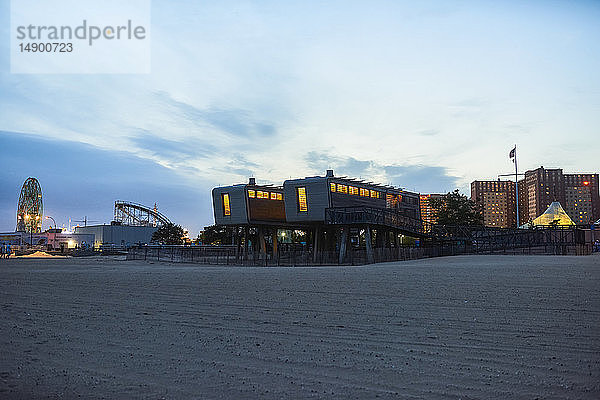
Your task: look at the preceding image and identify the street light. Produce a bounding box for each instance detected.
[22,214,32,246]
[45,216,57,229]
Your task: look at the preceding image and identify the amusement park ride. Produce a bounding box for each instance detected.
[16,177,43,233]
[14,176,172,233]
[113,200,171,227]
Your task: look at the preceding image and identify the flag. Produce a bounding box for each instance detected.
[509,146,516,159]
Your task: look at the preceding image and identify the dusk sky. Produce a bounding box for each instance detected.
[1,0,599,235]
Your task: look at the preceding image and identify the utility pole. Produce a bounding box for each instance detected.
[513,145,520,227]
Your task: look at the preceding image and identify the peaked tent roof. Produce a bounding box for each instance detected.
[532,202,575,226]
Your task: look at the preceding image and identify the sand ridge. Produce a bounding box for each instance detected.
[15,251,67,258]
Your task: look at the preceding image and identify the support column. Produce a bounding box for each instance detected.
[365,225,374,264]
[243,226,248,260]
[272,229,278,258]
[338,226,349,264]
[258,228,266,259]
[313,226,320,263]
[374,229,383,248]
[236,227,242,260]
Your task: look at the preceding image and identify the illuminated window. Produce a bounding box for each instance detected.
[276,193,283,201]
[297,187,307,212]
[360,188,368,197]
[271,192,277,200]
[349,186,359,195]
[370,190,378,198]
[222,193,231,216]
[336,184,348,194]
[330,183,336,192]
[248,190,255,198]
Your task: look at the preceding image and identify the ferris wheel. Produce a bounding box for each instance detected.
[16,177,43,233]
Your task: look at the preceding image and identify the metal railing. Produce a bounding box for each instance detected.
[325,207,429,237]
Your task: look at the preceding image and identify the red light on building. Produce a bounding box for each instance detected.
[583,181,590,186]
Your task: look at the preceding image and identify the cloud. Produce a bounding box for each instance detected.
[417,129,440,136]
[155,91,277,139]
[383,165,459,193]
[305,151,373,177]
[304,151,459,193]
[128,130,216,160]
[452,98,489,108]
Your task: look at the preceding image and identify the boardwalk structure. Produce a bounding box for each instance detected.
[206,170,593,265]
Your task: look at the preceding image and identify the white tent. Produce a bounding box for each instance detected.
[531,202,575,227]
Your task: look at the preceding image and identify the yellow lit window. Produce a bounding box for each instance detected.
[271,192,277,200]
[337,184,348,194]
[276,193,283,201]
[248,190,255,198]
[222,193,231,216]
[349,186,359,195]
[370,190,378,198]
[330,183,336,192]
[360,188,368,197]
[297,187,307,212]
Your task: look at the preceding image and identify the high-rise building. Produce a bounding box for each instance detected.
[517,179,528,225]
[419,194,445,227]
[563,173,599,225]
[518,167,599,225]
[472,167,599,228]
[523,167,566,222]
[470,180,516,228]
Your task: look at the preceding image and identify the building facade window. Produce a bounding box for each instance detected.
[222,193,231,216]
[297,187,307,212]
[248,189,283,200]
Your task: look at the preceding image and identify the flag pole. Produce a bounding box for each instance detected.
[514,144,520,227]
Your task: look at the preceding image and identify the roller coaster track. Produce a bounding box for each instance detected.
[114,200,172,227]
